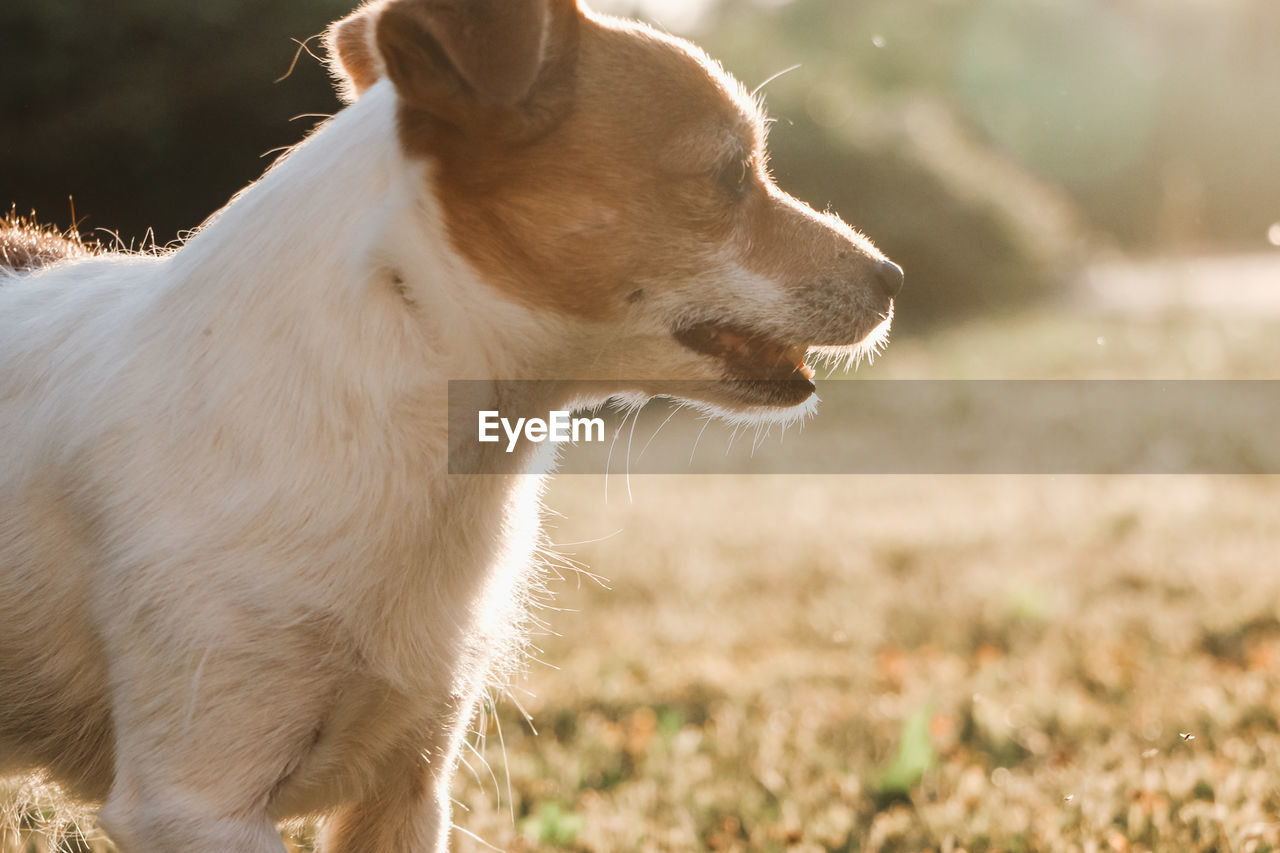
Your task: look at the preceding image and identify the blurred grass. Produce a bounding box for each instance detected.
[475,471,1280,852]
[441,305,1280,852]
[10,303,1280,852]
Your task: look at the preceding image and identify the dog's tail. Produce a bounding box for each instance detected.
[1,211,94,274]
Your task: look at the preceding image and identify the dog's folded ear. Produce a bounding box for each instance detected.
[327,0,578,125]
[378,0,551,108]
[326,3,386,103]
[379,0,581,136]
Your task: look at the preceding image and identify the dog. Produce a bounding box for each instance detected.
[0,0,901,849]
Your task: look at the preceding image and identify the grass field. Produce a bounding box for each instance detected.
[7,295,1280,852]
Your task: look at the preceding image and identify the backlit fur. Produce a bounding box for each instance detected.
[0,1,898,850]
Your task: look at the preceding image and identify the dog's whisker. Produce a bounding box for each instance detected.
[635,400,682,463]
[602,400,631,504]
[451,822,503,852]
[625,400,641,503]
[725,422,744,457]
[689,414,713,467]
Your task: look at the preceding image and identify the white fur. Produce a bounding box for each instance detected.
[0,9,897,848]
[0,81,570,852]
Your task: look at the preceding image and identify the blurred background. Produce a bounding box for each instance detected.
[3,0,1279,329]
[5,2,1280,851]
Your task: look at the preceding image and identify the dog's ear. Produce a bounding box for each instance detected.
[325,4,386,103]
[373,0,578,133]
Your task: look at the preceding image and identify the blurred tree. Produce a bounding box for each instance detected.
[4,0,1276,328]
[676,0,1280,325]
[0,0,350,244]
[700,0,1085,327]
[700,0,1280,251]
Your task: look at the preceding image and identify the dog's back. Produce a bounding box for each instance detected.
[0,218,92,275]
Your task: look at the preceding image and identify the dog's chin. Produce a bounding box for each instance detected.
[576,378,817,421]
[808,308,894,371]
[672,378,822,425]
[657,376,818,415]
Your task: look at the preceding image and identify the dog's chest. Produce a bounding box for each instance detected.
[276,473,545,811]
[357,472,544,684]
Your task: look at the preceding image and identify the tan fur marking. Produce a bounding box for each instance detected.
[390,10,875,321]
[376,0,558,122]
[327,5,385,102]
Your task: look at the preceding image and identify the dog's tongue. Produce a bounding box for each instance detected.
[779,342,815,379]
[748,336,813,379]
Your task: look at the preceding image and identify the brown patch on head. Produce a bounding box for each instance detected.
[383,10,768,319]
[369,2,894,344]
[0,213,94,273]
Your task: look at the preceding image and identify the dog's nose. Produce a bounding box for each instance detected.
[874,259,904,299]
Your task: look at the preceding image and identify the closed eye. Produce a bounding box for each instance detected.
[713,156,750,201]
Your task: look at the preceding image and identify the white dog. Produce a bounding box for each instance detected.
[0,0,901,849]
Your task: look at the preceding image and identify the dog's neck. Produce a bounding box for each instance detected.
[127,83,591,686]
[152,81,583,478]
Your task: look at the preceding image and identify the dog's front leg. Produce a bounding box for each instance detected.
[94,614,336,853]
[100,738,302,853]
[318,698,478,853]
[317,750,448,853]
[98,792,287,853]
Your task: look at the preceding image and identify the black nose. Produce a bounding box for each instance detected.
[874,259,904,299]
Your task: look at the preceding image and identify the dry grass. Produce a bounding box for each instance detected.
[461,473,1280,853]
[6,302,1280,852]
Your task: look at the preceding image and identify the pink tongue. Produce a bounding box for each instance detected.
[782,343,815,379]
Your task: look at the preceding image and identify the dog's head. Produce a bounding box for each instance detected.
[328,0,901,416]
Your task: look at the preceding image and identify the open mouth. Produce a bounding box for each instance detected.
[674,321,817,406]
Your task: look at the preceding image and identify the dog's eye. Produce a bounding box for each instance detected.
[714,159,750,201]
